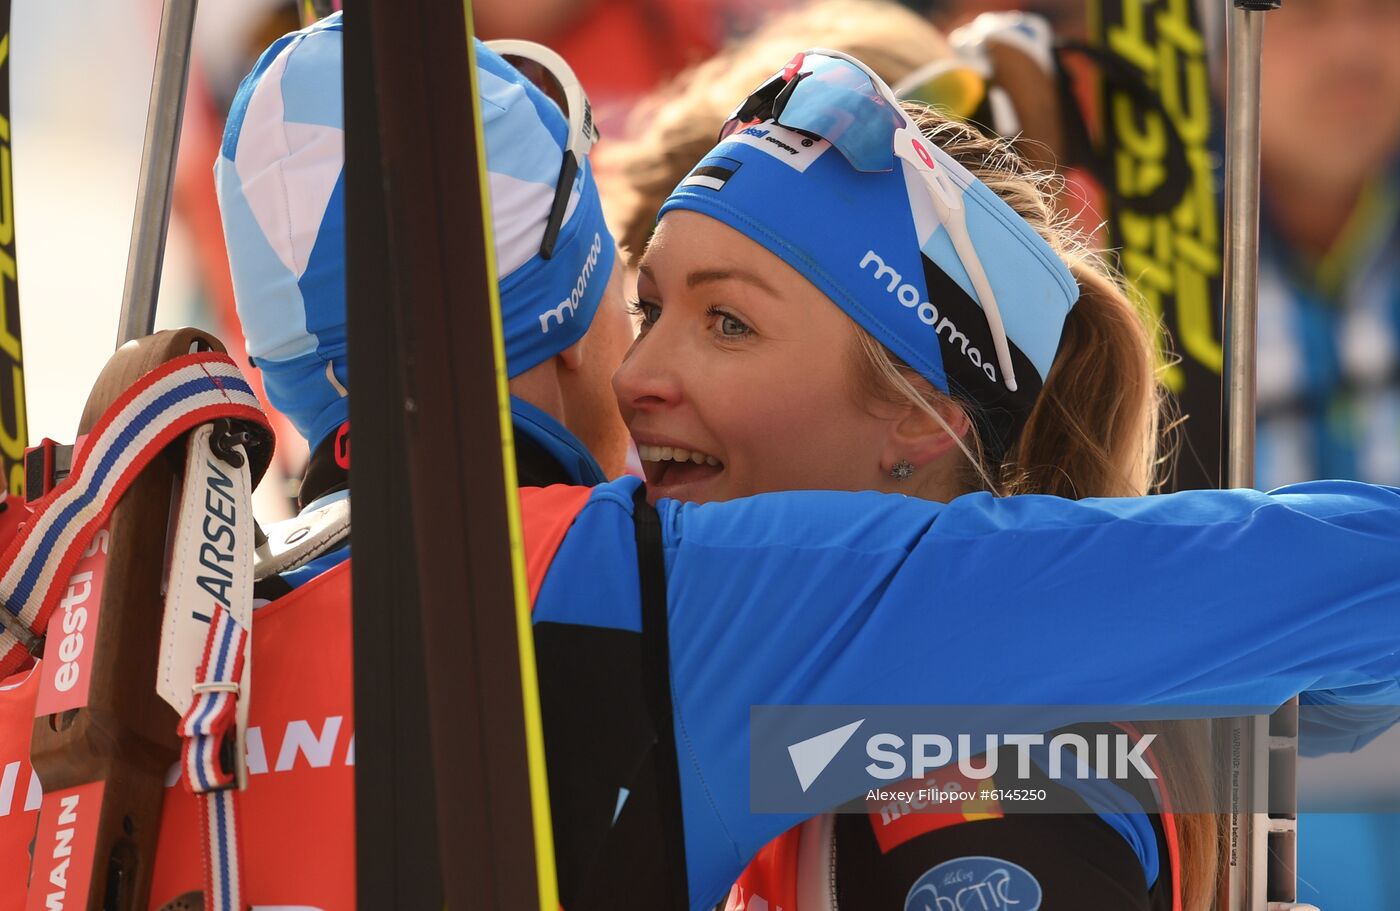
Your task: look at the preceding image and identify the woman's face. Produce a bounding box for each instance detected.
[612,210,903,505]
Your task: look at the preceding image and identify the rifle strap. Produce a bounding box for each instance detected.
[632,485,689,908]
[178,602,250,911]
[0,352,268,678]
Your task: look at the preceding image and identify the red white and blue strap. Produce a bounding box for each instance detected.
[179,604,249,911]
[0,352,267,678]
[180,605,248,791]
[199,789,246,911]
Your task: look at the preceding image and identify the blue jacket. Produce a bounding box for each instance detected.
[528,476,1400,908]
[512,396,605,486]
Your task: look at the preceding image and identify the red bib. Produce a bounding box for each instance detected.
[0,564,355,911]
[0,486,596,911]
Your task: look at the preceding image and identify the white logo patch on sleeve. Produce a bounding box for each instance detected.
[723,122,830,172]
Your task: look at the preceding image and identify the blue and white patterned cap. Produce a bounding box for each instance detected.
[217,14,616,450]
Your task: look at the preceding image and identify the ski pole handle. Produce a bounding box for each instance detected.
[116,0,198,348]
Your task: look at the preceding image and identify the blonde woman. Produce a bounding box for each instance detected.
[609,51,1266,910]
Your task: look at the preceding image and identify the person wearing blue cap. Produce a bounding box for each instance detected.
[144,20,1400,911]
[610,51,1188,906]
[216,14,633,534]
[58,16,638,909]
[471,38,635,486]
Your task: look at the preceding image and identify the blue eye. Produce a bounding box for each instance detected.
[711,307,753,338]
[628,299,661,328]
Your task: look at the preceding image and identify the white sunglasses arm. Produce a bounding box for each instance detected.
[805,47,1021,394]
[941,200,1019,393]
[898,129,1020,393]
[483,38,597,158]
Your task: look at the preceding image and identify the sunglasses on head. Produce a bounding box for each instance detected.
[300,0,341,26]
[485,39,600,260]
[895,60,996,125]
[720,49,1020,393]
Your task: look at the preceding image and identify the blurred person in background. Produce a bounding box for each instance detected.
[1252,0,1400,906]
[472,0,800,133]
[896,0,1087,38]
[597,0,949,266]
[1254,0,1400,489]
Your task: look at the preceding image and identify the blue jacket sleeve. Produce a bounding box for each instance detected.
[654,480,1400,907]
[1300,682,1400,755]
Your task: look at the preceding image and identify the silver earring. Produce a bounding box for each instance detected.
[889,459,914,481]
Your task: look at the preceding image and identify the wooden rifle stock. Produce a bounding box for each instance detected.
[27,328,226,911]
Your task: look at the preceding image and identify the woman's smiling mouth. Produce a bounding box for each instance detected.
[636,441,726,498]
[636,442,722,467]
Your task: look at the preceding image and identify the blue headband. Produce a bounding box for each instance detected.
[218,17,615,449]
[660,119,1078,450]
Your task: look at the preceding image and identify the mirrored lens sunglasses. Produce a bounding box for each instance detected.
[719,49,1020,393]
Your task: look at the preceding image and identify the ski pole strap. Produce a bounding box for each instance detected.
[179,603,249,911]
[0,352,269,678]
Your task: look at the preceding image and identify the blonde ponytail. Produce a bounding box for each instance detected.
[851,108,1217,910]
